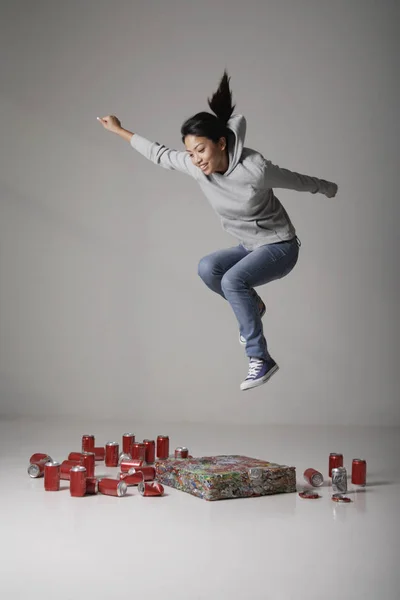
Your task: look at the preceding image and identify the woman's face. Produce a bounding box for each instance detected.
[184,135,227,175]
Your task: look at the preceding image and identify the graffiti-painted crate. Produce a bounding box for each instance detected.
[155,455,296,501]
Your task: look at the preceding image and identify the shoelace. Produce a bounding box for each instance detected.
[247,358,265,379]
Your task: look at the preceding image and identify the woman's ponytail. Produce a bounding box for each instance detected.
[181,70,236,143]
[207,70,235,124]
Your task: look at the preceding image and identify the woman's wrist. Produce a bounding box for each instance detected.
[116,127,134,142]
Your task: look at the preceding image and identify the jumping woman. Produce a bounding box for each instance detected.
[98,71,338,391]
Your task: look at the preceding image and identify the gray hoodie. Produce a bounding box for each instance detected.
[130,115,337,250]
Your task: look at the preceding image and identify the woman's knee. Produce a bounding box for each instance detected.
[221,271,243,294]
[198,255,218,284]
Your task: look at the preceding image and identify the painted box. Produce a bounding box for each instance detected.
[155,455,296,501]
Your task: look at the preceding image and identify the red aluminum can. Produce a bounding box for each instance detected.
[105,442,119,467]
[85,477,99,495]
[98,478,127,497]
[68,452,84,461]
[82,434,95,453]
[120,458,144,472]
[70,465,86,497]
[81,452,95,478]
[122,433,135,456]
[29,453,52,464]
[28,457,51,478]
[329,453,343,477]
[131,466,156,481]
[138,481,164,497]
[143,439,156,464]
[304,468,324,487]
[94,447,105,461]
[44,461,61,491]
[118,453,132,466]
[119,471,144,486]
[174,446,189,459]
[157,435,169,460]
[132,442,146,461]
[60,460,80,480]
[351,458,367,486]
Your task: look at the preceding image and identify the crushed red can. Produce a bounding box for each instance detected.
[94,447,105,461]
[143,439,155,464]
[119,471,144,486]
[332,493,352,503]
[329,453,343,477]
[98,478,127,497]
[85,477,98,495]
[174,446,189,459]
[332,467,348,493]
[130,466,156,481]
[28,456,52,478]
[120,458,144,472]
[351,459,367,486]
[128,466,156,481]
[157,435,169,460]
[105,442,119,467]
[82,434,95,453]
[60,460,80,480]
[122,433,135,456]
[132,442,146,461]
[299,489,321,499]
[44,461,61,491]
[70,465,86,497]
[81,452,95,478]
[118,453,132,466]
[303,468,324,487]
[138,481,164,497]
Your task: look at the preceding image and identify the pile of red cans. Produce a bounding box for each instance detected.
[27,432,191,499]
[300,452,367,503]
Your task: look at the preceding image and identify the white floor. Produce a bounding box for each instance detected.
[1,417,399,600]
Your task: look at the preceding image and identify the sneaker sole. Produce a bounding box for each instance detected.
[239,305,266,346]
[240,363,279,391]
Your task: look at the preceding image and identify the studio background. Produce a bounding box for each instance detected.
[1,0,398,427]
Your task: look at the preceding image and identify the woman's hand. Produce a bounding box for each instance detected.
[97,115,122,134]
[326,183,338,198]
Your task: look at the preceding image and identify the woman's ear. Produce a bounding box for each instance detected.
[219,136,227,151]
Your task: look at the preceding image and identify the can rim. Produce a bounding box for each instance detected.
[299,490,321,499]
[117,481,128,497]
[27,464,40,477]
[331,493,352,503]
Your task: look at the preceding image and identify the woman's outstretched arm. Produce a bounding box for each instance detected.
[97,115,199,178]
[261,158,338,198]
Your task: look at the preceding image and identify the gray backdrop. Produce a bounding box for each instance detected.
[1,0,398,425]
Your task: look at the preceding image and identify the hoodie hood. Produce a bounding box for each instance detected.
[224,114,247,176]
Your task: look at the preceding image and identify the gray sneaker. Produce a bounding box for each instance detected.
[239,292,266,345]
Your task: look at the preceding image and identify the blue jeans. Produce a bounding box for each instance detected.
[198,237,300,360]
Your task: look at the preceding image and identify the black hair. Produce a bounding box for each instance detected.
[181,70,236,143]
